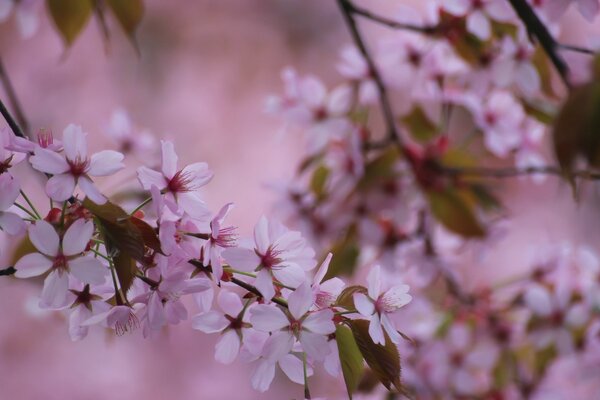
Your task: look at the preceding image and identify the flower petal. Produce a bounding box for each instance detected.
[262,331,294,361]
[191,311,229,333]
[137,166,167,191]
[222,247,260,272]
[300,330,331,361]
[214,330,241,364]
[63,124,87,161]
[366,265,381,299]
[88,150,124,176]
[368,314,385,345]
[45,173,76,202]
[40,270,69,309]
[303,309,335,335]
[217,290,243,317]
[251,359,276,393]
[79,176,107,204]
[29,220,59,256]
[30,147,69,175]
[62,219,94,256]
[68,256,107,284]
[250,304,289,332]
[353,292,375,317]
[254,269,276,302]
[160,140,178,179]
[0,173,20,210]
[287,281,313,320]
[14,252,53,278]
[0,211,25,236]
[279,354,312,384]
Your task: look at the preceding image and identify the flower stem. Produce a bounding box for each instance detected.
[303,352,311,399]
[130,196,152,216]
[19,190,41,219]
[14,202,39,220]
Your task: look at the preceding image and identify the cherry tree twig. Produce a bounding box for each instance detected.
[442,165,600,180]
[0,56,29,137]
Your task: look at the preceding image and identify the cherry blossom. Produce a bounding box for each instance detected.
[29,124,124,203]
[13,219,108,308]
[0,173,25,235]
[353,265,412,344]
[137,140,213,219]
[443,0,514,40]
[199,202,237,283]
[311,253,345,309]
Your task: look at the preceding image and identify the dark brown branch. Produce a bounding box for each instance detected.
[442,165,600,180]
[558,43,596,56]
[0,266,16,276]
[337,0,406,153]
[507,0,571,89]
[0,56,29,137]
[230,277,289,308]
[347,2,438,34]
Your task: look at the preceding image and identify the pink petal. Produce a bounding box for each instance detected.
[137,166,167,191]
[366,265,381,299]
[467,11,491,40]
[46,173,76,202]
[88,150,124,176]
[30,147,69,174]
[524,284,553,317]
[251,359,276,393]
[222,247,260,272]
[368,314,385,345]
[191,311,229,333]
[160,140,178,179]
[254,269,276,301]
[302,309,335,335]
[262,331,294,361]
[62,124,87,161]
[217,290,243,316]
[68,256,107,284]
[0,211,25,236]
[213,202,234,228]
[300,330,331,361]
[62,219,94,256]
[165,300,187,324]
[253,216,271,254]
[79,176,106,204]
[382,284,412,310]
[279,354,312,384]
[147,292,166,331]
[354,293,375,317]
[249,304,289,332]
[380,313,401,344]
[182,162,213,188]
[69,306,91,341]
[287,281,313,320]
[272,264,306,288]
[0,173,20,210]
[40,270,69,309]
[14,252,53,278]
[214,330,241,364]
[313,252,333,285]
[177,191,211,219]
[29,220,59,257]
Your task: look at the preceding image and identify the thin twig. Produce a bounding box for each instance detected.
[0,56,29,137]
[337,0,406,153]
[507,0,571,89]
[230,277,289,308]
[347,2,438,34]
[0,266,16,276]
[442,165,600,180]
[558,43,596,55]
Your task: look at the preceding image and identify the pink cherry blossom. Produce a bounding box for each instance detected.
[8,128,62,154]
[0,127,25,172]
[192,290,249,364]
[200,202,237,283]
[137,140,213,219]
[353,265,412,345]
[443,0,514,40]
[105,108,156,157]
[29,124,124,203]
[250,282,335,362]
[82,304,142,336]
[223,216,315,301]
[311,253,345,309]
[14,219,108,309]
[64,282,111,341]
[0,173,25,235]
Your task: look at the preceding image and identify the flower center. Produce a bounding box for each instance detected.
[52,253,69,272]
[258,246,283,269]
[67,157,90,177]
[167,170,195,193]
[213,226,238,248]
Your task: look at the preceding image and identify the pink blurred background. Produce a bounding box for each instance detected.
[1,1,600,399]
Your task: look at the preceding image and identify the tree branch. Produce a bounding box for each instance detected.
[507,0,571,89]
[0,266,16,276]
[346,2,438,34]
[0,56,29,138]
[337,0,406,153]
[442,165,600,180]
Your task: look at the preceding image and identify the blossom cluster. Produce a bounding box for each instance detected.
[0,120,412,396]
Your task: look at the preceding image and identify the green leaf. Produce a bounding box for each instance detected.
[401,107,439,142]
[310,165,330,199]
[357,147,399,191]
[324,226,360,280]
[47,0,94,46]
[335,285,367,310]
[535,345,557,376]
[532,46,557,99]
[336,325,365,399]
[427,189,486,237]
[112,251,137,298]
[349,319,402,393]
[106,0,144,48]
[83,198,161,262]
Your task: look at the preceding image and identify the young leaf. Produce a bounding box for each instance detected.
[310,165,330,199]
[47,0,94,46]
[335,285,367,310]
[112,251,138,299]
[106,0,144,49]
[336,325,364,399]
[402,107,439,143]
[426,189,486,237]
[324,226,360,280]
[349,319,402,393]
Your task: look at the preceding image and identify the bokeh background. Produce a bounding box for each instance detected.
[1,1,600,399]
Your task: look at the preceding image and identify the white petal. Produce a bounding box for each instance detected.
[160,140,178,179]
[255,269,276,301]
[353,292,375,317]
[287,281,313,320]
[217,290,243,316]
[88,150,124,176]
[177,191,211,219]
[253,216,271,254]
[300,331,331,361]
[79,176,107,204]
[251,359,276,393]
[45,173,76,202]
[40,270,69,309]
[214,330,241,364]
[0,173,20,210]
[524,284,553,317]
[368,314,385,345]
[262,331,294,361]
[14,252,53,278]
[147,292,166,331]
[191,311,229,333]
[272,264,306,288]
[303,309,335,335]
[181,162,213,189]
[62,219,94,256]
[0,211,25,236]
[62,124,87,161]
[313,253,333,285]
[382,284,412,311]
[29,220,59,256]
[366,265,381,299]
[222,247,260,272]
[68,256,107,284]
[279,354,312,384]
[249,304,289,332]
[137,166,167,190]
[380,313,401,344]
[30,147,69,174]
[467,11,491,40]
